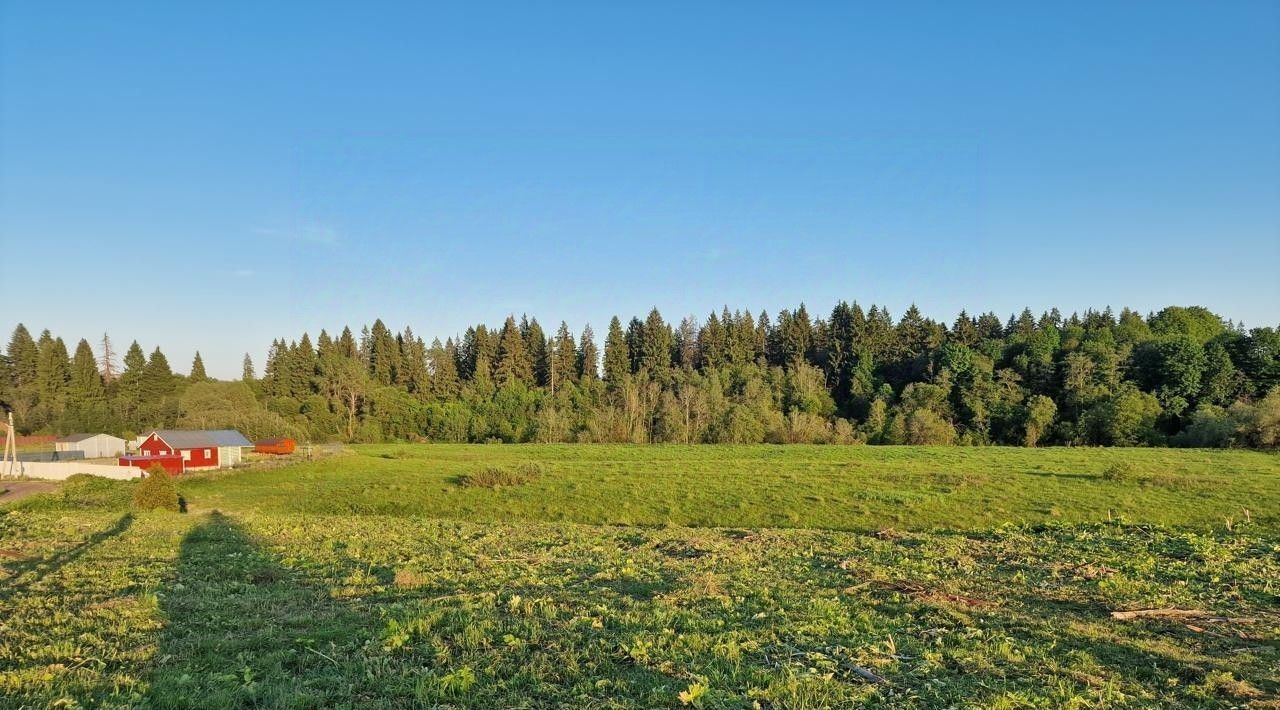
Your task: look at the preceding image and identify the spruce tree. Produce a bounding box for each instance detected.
[4,324,40,419]
[675,316,699,369]
[337,326,359,359]
[640,308,673,374]
[429,338,461,399]
[138,346,175,428]
[625,317,645,374]
[291,333,318,397]
[117,341,148,423]
[577,324,599,381]
[823,302,855,404]
[143,347,174,398]
[67,339,108,431]
[398,328,430,396]
[7,324,39,389]
[263,339,288,396]
[368,319,399,385]
[952,311,979,347]
[698,311,726,369]
[242,353,256,382]
[524,317,550,387]
[35,333,71,425]
[550,322,577,392]
[494,316,534,386]
[602,317,629,386]
[189,352,208,382]
[754,310,771,364]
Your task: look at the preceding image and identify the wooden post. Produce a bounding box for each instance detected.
[2,411,15,479]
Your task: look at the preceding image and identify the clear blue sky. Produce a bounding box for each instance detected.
[3,2,1278,378]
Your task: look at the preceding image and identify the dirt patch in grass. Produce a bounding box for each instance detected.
[0,480,59,505]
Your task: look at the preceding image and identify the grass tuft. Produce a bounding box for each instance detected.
[458,463,542,489]
[1100,461,1140,482]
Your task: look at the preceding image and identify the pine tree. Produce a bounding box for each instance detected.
[577,324,599,381]
[189,352,208,381]
[602,317,629,386]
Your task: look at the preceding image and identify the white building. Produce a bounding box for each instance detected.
[54,433,127,459]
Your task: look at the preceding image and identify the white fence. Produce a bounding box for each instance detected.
[4,461,142,481]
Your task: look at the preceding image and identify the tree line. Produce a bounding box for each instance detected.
[3,303,1278,447]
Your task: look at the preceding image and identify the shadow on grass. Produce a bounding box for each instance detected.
[0,513,133,598]
[148,511,383,707]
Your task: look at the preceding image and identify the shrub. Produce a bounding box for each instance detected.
[1230,387,1280,449]
[1171,405,1236,448]
[905,409,957,445]
[132,464,181,512]
[1100,461,1139,483]
[458,464,541,489]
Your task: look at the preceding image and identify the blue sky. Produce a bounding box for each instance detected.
[3,2,1278,378]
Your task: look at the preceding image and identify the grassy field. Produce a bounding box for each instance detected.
[184,445,1280,530]
[1,445,1277,708]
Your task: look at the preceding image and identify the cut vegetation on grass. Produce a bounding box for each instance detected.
[457,462,543,489]
[1,444,1278,707]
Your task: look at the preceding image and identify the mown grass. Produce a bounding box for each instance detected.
[1,445,1277,707]
[178,445,1280,531]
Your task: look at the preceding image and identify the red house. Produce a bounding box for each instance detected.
[120,429,252,474]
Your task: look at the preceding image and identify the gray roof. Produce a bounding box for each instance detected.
[56,432,115,443]
[152,429,252,448]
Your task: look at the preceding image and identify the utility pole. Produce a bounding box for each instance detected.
[1,402,16,479]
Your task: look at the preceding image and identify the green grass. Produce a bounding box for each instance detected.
[180,444,1280,531]
[1,445,1278,708]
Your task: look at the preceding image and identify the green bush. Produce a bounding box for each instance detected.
[458,464,541,489]
[1100,461,1139,483]
[132,464,181,512]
